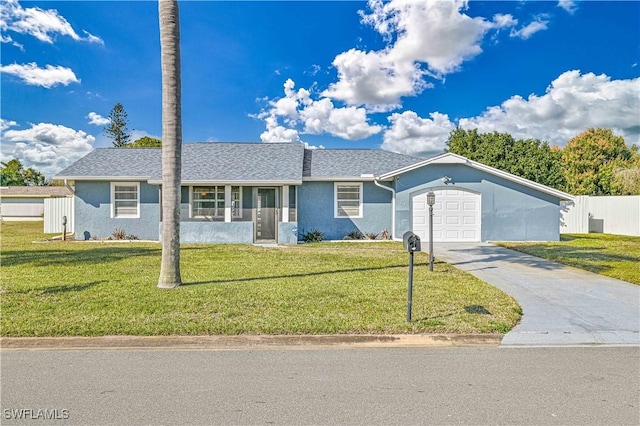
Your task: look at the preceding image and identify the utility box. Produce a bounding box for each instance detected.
[403,231,421,252]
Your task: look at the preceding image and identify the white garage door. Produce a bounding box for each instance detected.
[412,189,481,242]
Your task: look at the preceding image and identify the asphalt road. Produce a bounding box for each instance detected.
[2,347,639,425]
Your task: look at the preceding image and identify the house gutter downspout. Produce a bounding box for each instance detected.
[374,178,396,241]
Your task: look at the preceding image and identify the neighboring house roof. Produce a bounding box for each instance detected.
[379,152,574,200]
[54,143,306,184]
[0,186,74,198]
[302,149,421,180]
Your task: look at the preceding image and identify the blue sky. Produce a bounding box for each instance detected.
[1,0,639,177]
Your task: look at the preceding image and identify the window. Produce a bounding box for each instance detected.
[191,186,242,219]
[111,182,140,218]
[335,182,362,218]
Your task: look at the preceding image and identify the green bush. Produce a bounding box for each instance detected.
[302,229,324,243]
[344,230,365,240]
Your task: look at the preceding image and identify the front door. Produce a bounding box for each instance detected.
[256,188,276,241]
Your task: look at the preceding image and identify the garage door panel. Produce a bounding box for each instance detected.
[412,189,481,242]
[445,201,460,210]
[463,201,476,210]
[463,216,476,225]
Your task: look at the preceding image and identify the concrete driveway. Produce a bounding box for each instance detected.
[433,243,640,346]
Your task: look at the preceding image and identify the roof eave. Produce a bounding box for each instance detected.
[379,152,574,201]
[148,179,303,186]
[52,175,153,181]
[302,176,387,182]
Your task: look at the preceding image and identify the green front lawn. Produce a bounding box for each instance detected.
[498,234,640,285]
[0,222,521,337]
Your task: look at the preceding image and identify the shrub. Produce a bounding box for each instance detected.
[381,229,390,240]
[365,232,379,240]
[344,230,365,240]
[302,229,324,243]
[125,234,139,240]
[112,228,126,240]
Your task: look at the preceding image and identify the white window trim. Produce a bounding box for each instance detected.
[334,182,363,219]
[189,185,242,219]
[110,182,140,219]
[231,186,243,219]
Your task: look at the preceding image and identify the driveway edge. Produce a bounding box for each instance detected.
[0,334,503,351]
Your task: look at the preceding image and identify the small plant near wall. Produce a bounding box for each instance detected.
[381,229,390,240]
[302,229,324,243]
[344,230,365,240]
[365,232,379,240]
[112,228,126,240]
[125,234,139,240]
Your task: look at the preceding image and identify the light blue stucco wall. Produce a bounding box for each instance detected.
[297,181,392,240]
[278,222,298,244]
[161,221,254,243]
[394,164,562,241]
[74,181,160,240]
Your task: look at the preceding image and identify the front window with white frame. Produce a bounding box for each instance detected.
[335,182,363,218]
[191,186,242,219]
[111,182,140,218]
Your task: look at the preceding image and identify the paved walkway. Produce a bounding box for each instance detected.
[433,243,640,346]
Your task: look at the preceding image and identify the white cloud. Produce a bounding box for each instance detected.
[87,112,110,126]
[1,118,18,132]
[300,98,382,140]
[492,13,518,29]
[260,116,303,144]
[322,0,516,111]
[0,33,24,50]
[381,71,639,156]
[0,0,103,45]
[510,16,549,40]
[558,0,577,14]
[1,121,95,178]
[382,111,455,156]
[0,62,79,88]
[459,71,640,147]
[256,78,382,143]
[82,30,104,45]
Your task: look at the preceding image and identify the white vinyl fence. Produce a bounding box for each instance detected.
[44,197,74,234]
[560,195,640,236]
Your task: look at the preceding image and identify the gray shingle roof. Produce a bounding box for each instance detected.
[55,148,161,179]
[302,149,421,178]
[54,143,422,182]
[55,143,305,183]
[181,143,304,182]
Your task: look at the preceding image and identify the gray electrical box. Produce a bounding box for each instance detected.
[402,231,421,252]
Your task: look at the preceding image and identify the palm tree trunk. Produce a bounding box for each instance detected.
[157,0,182,288]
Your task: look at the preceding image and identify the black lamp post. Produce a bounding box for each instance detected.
[426,191,435,271]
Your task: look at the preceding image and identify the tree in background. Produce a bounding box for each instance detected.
[562,128,632,195]
[0,159,47,186]
[157,0,183,289]
[104,103,132,147]
[126,136,162,148]
[612,146,640,195]
[445,128,566,190]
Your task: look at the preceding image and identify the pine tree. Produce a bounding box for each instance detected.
[104,103,132,147]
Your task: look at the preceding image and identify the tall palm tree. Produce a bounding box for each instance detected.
[157,0,182,288]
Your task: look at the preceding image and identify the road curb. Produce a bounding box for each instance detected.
[0,334,503,351]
